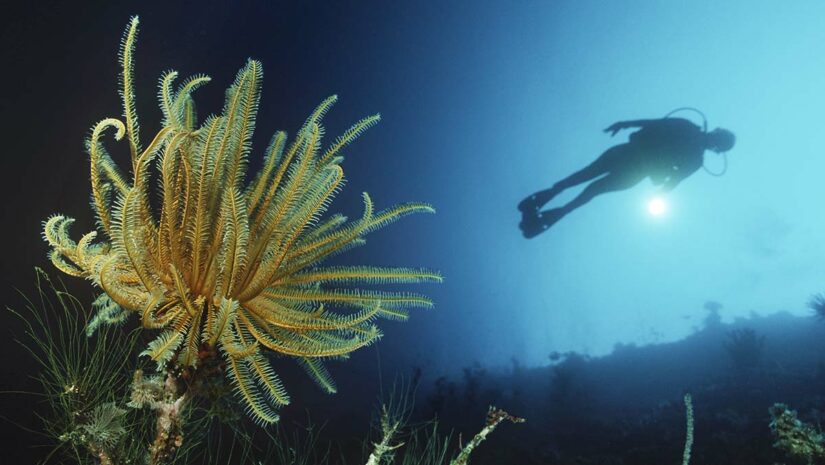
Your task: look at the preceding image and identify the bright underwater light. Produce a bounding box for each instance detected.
[647,197,667,216]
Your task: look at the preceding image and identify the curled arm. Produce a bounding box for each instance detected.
[603,119,660,136]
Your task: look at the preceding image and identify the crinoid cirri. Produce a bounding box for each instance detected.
[43,16,441,424]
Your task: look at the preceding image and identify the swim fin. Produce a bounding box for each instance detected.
[519,208,565,238]
[518,195,541,214]
[518,187,561,214]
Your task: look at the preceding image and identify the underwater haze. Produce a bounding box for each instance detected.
[5,1,825,463]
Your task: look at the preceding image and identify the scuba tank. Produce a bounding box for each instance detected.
[661,107,728,177]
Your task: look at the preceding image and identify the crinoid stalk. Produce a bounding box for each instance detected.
[43,16,441,425]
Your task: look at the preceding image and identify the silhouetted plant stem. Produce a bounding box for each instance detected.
[682,394,694,465]
[148,371,188,465]
[450,406,524,465]
[365,405,404,465]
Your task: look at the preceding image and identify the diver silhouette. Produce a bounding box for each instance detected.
[518,116,735,238]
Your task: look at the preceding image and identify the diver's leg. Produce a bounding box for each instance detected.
[519,145,627,213]
[520,169,643,238]
[558,170,643,215]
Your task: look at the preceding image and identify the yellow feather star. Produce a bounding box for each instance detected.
[42,16,441,424]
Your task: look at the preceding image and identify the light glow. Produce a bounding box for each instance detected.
[647,197,667,216]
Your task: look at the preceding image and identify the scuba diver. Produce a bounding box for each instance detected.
[518,114,736,238]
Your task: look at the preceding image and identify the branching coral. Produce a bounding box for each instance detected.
[43,16,440,424]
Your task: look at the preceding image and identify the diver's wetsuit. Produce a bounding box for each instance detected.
[519,117,706,237]
[627,118,705,186]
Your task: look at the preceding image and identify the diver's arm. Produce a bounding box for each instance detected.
[604,119,661,136]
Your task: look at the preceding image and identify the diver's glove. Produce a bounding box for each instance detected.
[603,121,627,136]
